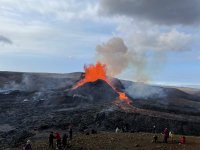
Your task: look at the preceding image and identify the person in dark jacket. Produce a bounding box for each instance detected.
[153,135,158,143]
[62,133,68,149]
[153,125,156,133]
[163,128,169,143]
[49,131,54,148]
[69,126,73,140]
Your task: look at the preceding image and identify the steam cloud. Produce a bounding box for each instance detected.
[125,83,166,99]
[1,74,74,92]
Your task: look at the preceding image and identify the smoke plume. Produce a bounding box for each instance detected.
[96,37,130,76]
[96,30,192,82]
[1,73,74,92]
[96,37,151,81]
[125,83,166,99]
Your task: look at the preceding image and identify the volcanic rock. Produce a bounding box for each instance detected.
[1,71,200,149]
[68,79,119,103]
[108,77,125,91]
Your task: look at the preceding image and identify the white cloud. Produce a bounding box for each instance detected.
[96,18,194,82]
[157,30,192,51]
[0,0,99,22]
[0,0,195,61]
[128,29,192,52]
[115,20,192,52]
[0,17,110,57]
[0,0,113,57]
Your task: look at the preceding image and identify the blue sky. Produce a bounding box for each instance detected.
[0,0,200,87]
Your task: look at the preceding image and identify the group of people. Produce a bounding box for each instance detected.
[153,126,186,144]
[23,124,187,149]
[23,126,73,150]
[49,127,73,149]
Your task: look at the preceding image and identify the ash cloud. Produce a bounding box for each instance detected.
[99,0,200,25]
[0,35,12,45]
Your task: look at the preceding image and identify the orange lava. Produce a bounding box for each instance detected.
[118,92,132,105]
[73,62,132,106]
[73,62,110,89]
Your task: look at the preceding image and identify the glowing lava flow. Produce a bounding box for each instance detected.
[72,62,109,89]
[118,92,131,105]
[72,62,132,105]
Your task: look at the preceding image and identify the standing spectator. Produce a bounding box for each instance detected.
[55,132,61,149]
[23,140,32,150]
[163,128,169,143]
[49,131,54,148]
[153,135,158,143]
[62,133,68,149]
[153,125,156,133]
[69,126,73,140]
[169,131,174,143]
[179,136,186,144]
[115,127,120,133]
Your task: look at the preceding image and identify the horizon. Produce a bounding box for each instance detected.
[0,70,200,89]
[0,0,200,86]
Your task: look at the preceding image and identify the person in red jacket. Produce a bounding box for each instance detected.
[55,132,61,149]
[179,136,186,144]
[163,128,169,143]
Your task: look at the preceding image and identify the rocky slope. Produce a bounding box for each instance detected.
[0,71,200,149]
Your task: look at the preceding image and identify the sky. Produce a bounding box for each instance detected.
[0,0,200,87]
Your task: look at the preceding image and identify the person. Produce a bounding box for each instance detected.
[153,125,156,133]
[55,132,61,149]
[23,140,32,150]
[169,131,174,143]
[115,127,120,133]
[62,133,68,149]
[69,126,73,140]
[153,135,158,143]
[163,128,169,143]
[179,136,186,144]
[49,131,54,148]
[91,129,97,134]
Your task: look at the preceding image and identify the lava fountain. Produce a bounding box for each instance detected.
[72,62,132,106]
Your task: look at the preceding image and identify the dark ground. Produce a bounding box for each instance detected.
[0,71,200,149]
[6,131,200,150]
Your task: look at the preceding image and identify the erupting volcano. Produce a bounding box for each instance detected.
[73,62,108,89]
[72,62,132,105]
